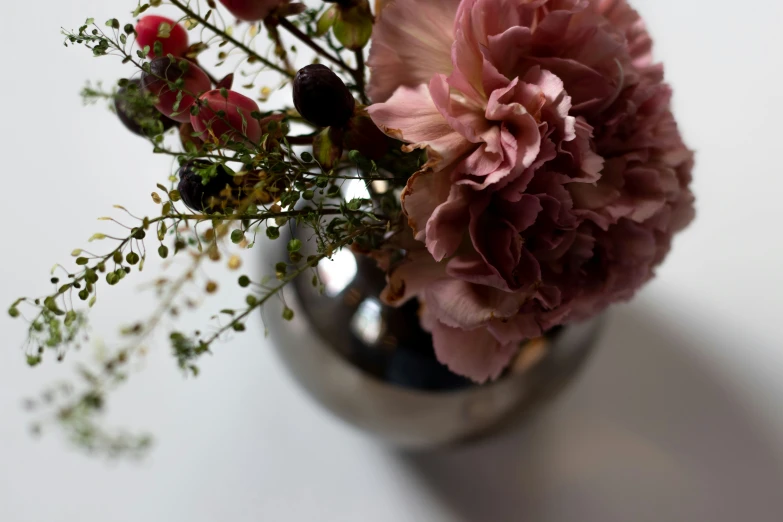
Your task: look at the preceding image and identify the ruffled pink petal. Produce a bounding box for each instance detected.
[430,320,519,383]
[425,278,526,329]
[368,84,473,169]
[366,0,696,384]
[367,0,461,102]
[425,185,472,261]
[446,254,510,290]
[429,74,491,144]
[400,167,452,242]
[594,0,655,69]
[486,313,542,345]
[381,250,447,306]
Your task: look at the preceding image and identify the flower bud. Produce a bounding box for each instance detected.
[293,64,355,128]
[328,0,373,50]
[135,15,189,58]
[141,58,211,123]
[218,0,283,22]
[190,89,263,145]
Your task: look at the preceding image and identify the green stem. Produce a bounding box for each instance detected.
[203,224,380,345]
[354,48,369,104]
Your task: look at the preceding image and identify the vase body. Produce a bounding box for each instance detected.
[267,249,603,449]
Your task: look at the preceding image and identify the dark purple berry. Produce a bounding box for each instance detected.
[115,79,177,137]
[293,64,355,128]
[177,160,235,213]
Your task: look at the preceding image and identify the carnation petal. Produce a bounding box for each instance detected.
[368,84,473,168]
[367,0,461,102]
[430,320,519,384]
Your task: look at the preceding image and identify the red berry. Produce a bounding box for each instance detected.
[141,58,211,123]
[191,90,263,145]
[218,0,281,22]
[135,15,189,58]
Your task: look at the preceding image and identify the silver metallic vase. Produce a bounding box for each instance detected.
[266,244,603,449]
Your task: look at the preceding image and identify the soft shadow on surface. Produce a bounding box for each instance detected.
[399,304,783,522]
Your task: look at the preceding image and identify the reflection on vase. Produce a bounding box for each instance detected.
[267,236,603,448]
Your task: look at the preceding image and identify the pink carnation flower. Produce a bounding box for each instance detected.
[367,0,695,382]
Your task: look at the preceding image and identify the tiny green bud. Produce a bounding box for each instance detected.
[266,227,280,240]
[287,239,302,253]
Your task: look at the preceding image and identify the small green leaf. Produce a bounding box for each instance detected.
[282,308,294,321]
[266,227,280,240]
[230,229,245,244]
[26,355,42,367]
[157,22,172,39]
[238,276,251,288]
[132,4,150,17]
[89,233,106,242]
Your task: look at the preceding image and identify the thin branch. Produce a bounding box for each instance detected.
[169,0,293,78]
[354,48,369,104]
[277,18,351,73]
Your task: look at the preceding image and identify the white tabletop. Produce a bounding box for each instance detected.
[1,1,782,520]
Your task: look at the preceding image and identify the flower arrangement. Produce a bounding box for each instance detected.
[10,0,693,456]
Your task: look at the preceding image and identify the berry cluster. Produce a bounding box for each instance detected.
[120,15,364,214]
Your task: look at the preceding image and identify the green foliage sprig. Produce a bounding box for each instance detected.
[11,0,417,458]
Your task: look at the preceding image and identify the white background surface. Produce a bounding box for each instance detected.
[1,0,783,520]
